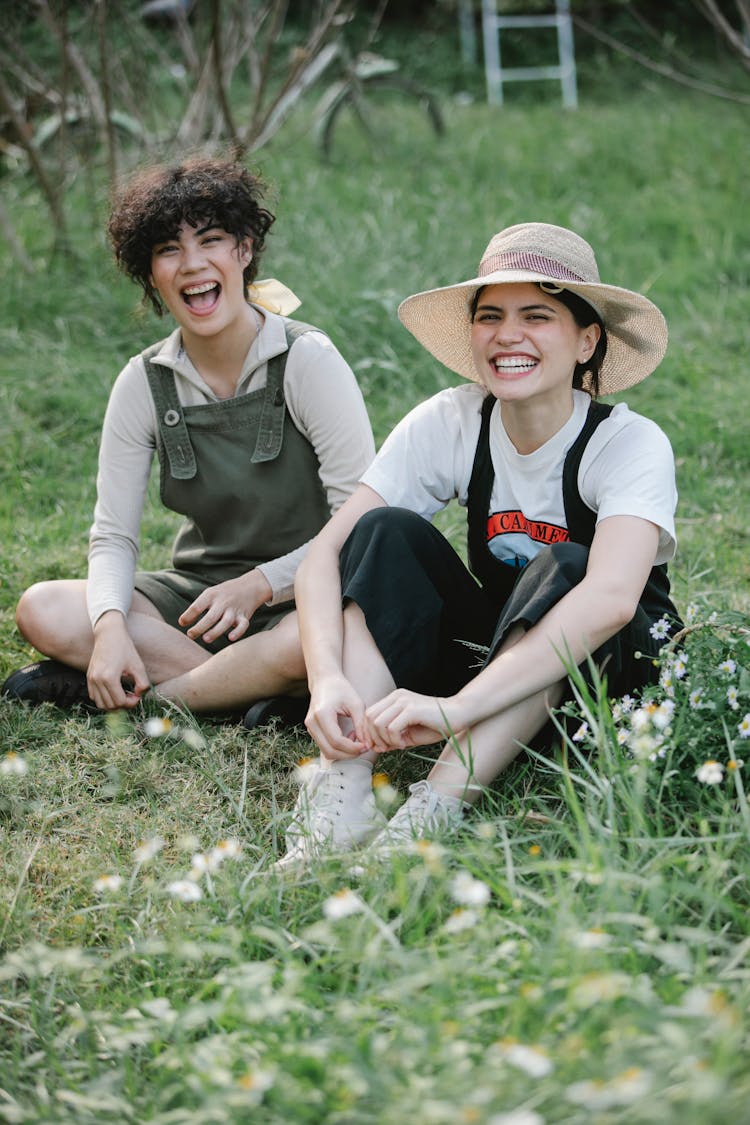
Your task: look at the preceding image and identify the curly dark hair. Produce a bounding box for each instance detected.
[108,157,276,316]
[470,283,607,398]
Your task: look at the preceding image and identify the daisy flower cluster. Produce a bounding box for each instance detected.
[564,606,750,802]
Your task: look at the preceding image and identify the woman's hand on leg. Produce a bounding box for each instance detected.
[179,570,273,645]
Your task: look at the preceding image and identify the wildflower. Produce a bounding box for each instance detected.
[93,874,123,894]
[659,667,675,697]
[237,1067,275,1100]
[652,700,674,730]
[143,717,172,737]
[450,871,491,907]
[488,1113,545,1125]
[493,1039,554,1078]
[294,756,319,783]
[528,844,542,857]
[685,602,699,624]
[565,1067,651,1109]
[571,927,612,950]
[630,708,652,733]
[631,732,660,760]
[133,837,165,864]
[409,838,446,871]
[689,687,705,709]
[443,907,481,934]
[0,751,28,777]
[718,658,737,676]
[696,760,724,785]
[738,714,750,739]
[727,686,739,711]
[189,852,217,877]
[179,727,207,750]
[571,970,630,1007]
[616,728,630,747]
[649,617,671,641]
[167,879,202,902]
[322,888,365,920]
[211,838,242,862]
[728,759,743,771]
[672,652,688,679]
[372,771,399,808]
[572,722,589,742]
[140,997,176,1021]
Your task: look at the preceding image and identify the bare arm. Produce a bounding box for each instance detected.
[295,483,387,758]
[365,515,661,749]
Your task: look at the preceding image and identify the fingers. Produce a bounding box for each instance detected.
[365,690,447,751]
[180,601,250,644]
[88,658,151,713]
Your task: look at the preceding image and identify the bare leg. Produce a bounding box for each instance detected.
[156,611,308,712]
[427,623,564,803]
[16,580,209,683]
[316,602,396,768]
[427,682,564,803]
[15,580,308,712]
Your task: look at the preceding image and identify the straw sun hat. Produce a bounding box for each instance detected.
[397,222,668,395]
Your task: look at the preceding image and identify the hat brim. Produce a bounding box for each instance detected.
[398,271,668,395]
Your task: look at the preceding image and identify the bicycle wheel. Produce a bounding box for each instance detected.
[317,73,445,161]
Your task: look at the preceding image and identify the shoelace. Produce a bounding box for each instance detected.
[288,768,346,844]
[389,780,450,835]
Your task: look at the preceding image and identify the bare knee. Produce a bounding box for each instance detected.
[15,581,89,658]
[269,617,307,683]
[16,583,54,647]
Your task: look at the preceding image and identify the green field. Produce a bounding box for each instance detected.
[1,27,750,1123]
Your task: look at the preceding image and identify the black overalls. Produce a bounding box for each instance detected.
[339,395,680,700]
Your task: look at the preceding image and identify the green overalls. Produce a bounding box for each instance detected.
[134,321,331,652]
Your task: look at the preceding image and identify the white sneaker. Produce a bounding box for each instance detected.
[369,780,467,852]
[278,758,387,867]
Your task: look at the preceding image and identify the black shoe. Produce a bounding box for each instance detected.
[243,695,310,731]
[1,659,96,710]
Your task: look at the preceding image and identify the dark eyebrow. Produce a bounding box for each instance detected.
[475,301,558,314]
[195,223,221,235]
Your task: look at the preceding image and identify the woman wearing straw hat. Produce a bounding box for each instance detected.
[282,222,680,862]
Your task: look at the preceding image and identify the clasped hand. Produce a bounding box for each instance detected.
[179,571,272,645]
[305,678,463,761]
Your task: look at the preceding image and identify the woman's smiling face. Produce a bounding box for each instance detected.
[149,221,252,340]
[470,282,600,411]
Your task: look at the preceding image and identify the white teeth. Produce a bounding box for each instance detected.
[183,282,217,295]
[494,358,536,370]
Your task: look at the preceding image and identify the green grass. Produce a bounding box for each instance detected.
[1,48,750,1124]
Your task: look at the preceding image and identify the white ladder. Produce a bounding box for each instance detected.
[481,0,578,108]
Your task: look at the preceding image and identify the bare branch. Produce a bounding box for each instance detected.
[35,0,108,127]
[0,66,68,244]
[95,0,118,189]
[692,0,750,67]
[573,14,750,101]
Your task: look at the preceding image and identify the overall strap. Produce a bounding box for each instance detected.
[251,320,317,464]
[467,394,497,580]
[561,400,613,547]
[144,342,197,481]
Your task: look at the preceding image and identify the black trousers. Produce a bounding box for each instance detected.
[339,507,664,701]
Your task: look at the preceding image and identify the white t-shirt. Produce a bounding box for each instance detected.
[87,309,375,627]
[362,384,677,568]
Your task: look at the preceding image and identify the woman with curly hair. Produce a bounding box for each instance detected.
[3,157,374,719]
